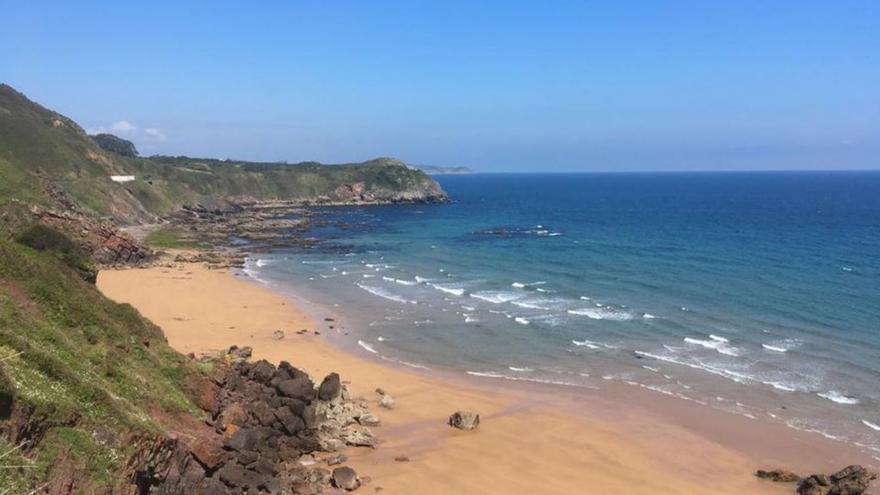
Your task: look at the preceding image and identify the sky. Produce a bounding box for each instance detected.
[1,1,878,172]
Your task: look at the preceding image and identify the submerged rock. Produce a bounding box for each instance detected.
[448,410,480,430]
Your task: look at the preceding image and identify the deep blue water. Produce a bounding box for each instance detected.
[248,172,880,457]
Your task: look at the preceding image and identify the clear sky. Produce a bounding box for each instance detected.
[1,1,878,171]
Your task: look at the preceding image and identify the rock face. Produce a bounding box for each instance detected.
[91,133,139,157]
[448,410,480,430]
[797,465,876,495]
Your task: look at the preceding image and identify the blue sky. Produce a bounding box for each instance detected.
[1,1,878,171]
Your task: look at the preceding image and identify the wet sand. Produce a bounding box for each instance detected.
[97,259,870,494]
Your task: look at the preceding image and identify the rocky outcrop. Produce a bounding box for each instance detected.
[756,469,801,483]
[125,348,376,493]
[797,465,876,495]
[91,133,139,157]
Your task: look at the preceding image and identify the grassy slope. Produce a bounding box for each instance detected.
[0,238,200,493]
[1,84,446,223]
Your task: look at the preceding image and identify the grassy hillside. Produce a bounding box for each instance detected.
[0,84,447,224]
[0,230,200,493]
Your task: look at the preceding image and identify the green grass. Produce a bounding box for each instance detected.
[0,236,203,492]
[143,226,205,249]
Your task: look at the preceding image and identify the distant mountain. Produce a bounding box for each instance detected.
[415,165,474,175]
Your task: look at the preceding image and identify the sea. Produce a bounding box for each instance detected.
[243,172,880,459]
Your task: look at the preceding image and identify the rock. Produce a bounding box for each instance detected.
[332,466,360,491]
[797,466,877,495]
[756,469,801,483]
[299,454,317,466]
[319,373,342,401]
[326,454,348,466]
[448,410,480,430]
[227,345,252,363]
[191,439,224,470]
[250,360,276,384]
[274,406,305,435]
[357,414,380,426]
[224,428,260,452]
[340,425,376,448]
[375,388,386,396]
[393,456,410,462]
[277,377,316,400]
[218,403,248,431]
[217,463,268,490]
[378,394,395,410]
[272,330,285,340]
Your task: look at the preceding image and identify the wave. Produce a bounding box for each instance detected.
[464,314,479,323]
[302,260,346,265]
[514,317,530,325]
[356,283,417,304]
[511,299,550,310]
[508,366,533,372]
[567,308,633,321]
[817,391,859,405]
[357,340,378,354]
[431,283,465,296]
[643,313,656,319]
[572,340,599,349]
[762,344,788,353]
[414,276,432,283]
[683,336,741,357]
[511,282,526,288]
[465,371,579,387]
[254,258,274,268]
[471,291,521,304]
[862,420,880,431]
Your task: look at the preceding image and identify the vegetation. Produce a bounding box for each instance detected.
[91,133,138,158]
[143,226,205,249]
[0,235,201,492]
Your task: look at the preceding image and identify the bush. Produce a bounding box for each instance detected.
[14,224,97,283]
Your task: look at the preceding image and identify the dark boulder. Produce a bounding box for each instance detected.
[318,373,342,401]
[250,360,276,384]
[798,465,877,495]
[276,377,315,401]
[223,428,260,452]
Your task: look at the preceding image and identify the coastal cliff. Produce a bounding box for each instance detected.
[0,83,444,493]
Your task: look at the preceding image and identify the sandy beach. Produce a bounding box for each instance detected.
[97,258,868,495]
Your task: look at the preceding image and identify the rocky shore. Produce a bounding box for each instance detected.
[138,346,379,494]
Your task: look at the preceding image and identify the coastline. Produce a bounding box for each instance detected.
[97,257,872,494]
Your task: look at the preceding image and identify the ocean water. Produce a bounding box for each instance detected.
[246,172,880,458]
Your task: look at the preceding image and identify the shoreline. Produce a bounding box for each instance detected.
[97,258,873,494]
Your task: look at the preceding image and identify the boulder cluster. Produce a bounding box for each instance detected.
[757,465,876,495]
[176,347,376,494]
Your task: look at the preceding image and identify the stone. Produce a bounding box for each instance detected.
[356,414,380,426]
[798,475,832,495]
[299,454,317,466]
[250,360,276,384]
[274,406,305,435]
[190,439,224,470]
[378,394,395,410]
[249,400,277,427]
[236,450,259,466]
[332,466,360,491]
[318,373,342,401]
[797,466,877,495]
[448,410,480,430]
[393,456,410,462]
[218,403,248,431]
[227,345,252,363]
[272,330,285,340]
[756,469,801,483]
[224,428,260,452]
[277,377,315,400]
[326,454,348,466]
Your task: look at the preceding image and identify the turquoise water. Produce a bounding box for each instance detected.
[246,172,880,458]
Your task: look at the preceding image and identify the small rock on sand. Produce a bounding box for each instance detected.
[271,330,285,340]
[357,413,380,426]
[448,410,480,430]
[378,394,395,409]
[332,466,360,491]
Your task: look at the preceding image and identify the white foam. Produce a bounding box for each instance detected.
[514,317,530,325]
[683,336,741,357]
[414,276,432,283]
[471,291,521,304]
[431,283,465,296]
[464,314,479,323]
[511,282,526,288]
[842,266,854,272]
[511,299,550,310]
[643,313,656,319]
[508,366,533,372]
[255,258,274,268]
[862,420,880,431]
[762,344,788,353]
[567,308,633,321]
[572,340,600,349]
[465,371,579,387]
[357,340,378,354]
[817,391,859,405]
[356,283,416,304]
